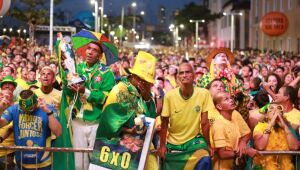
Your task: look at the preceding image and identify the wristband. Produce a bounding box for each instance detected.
[47,111,54,116]
[263,129,271,134]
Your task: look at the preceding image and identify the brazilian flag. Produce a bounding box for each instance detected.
[52,39,75,170]
[161,135,211,170]
[96,77,156,139]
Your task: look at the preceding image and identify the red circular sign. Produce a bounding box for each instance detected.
[260,12,288,36]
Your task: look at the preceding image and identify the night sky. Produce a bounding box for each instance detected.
[57,0,201,24]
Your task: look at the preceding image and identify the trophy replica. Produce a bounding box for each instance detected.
[134,114,146,135]
[57,33,84,85]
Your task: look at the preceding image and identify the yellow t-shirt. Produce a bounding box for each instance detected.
[284,108,300,129]
[15,78,29,90]
[165,75,177,88]
[211,115,241,170]
[161,87,214,145]
[253,122,294,170]
[208,108,251,137]
[0,122,14,157]
[34,88,62,111]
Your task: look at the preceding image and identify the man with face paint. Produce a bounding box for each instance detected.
[197,48,243,96]
[0,90,62,170]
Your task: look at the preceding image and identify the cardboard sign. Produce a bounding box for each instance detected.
[89,117,155,170]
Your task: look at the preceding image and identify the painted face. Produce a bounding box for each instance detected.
[214,53,228,64]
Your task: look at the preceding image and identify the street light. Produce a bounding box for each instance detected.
[3,28,7,34]
[91,0,99,32]
[189,19,205,50]
[140,11,145,16]
[169,24,184,49]
[17,29,21,37]
[9,28,12,32]
[223,12,243,52]
[23,29,27,38]
[131,2,137,32]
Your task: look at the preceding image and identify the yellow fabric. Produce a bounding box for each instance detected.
[161,87,214,145]
[22,137,52,169]
[0,122,14,157]
[208,108,250,137]
[128,51,156,84]
[103,82,128,110]
[253,122,294,170]
[56,75,62,85]
[209,60,236,85]
[17,68,21,79]
[211,115,241,170]
[165,75,177,88]
[146,143,158,170]
[183,149,209,170]
[284,108,300,128]
[33,88,62,112]
[15,78,29,90]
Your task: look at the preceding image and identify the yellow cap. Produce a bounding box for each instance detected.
[129,51,156,84]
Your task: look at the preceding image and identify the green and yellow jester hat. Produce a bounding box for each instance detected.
[19,90,38,113]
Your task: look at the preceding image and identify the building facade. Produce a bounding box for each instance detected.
[249,0,300,53]
[208,0,250,50]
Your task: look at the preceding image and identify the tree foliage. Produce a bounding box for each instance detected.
[173,2,222,37]
[10,0,62,25]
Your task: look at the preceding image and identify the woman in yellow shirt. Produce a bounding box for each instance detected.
[253,103,299,170]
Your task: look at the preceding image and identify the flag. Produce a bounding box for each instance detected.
[52,39,75,170]
[161,135,211,170]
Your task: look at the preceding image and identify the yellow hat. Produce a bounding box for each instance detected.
[129,51,156,84]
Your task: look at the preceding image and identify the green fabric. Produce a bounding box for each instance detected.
[66,61,115,121]
[19,92,37,113]
[26,80,38,86]
[96,77,156,139]
[162,135,208,170]
[52,39,75,170]
[0,75,17,87]
[197,73,243,95]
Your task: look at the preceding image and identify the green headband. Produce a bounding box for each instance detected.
[19,93,38,113]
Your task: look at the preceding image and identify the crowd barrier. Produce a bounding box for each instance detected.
[1,146,300,170]
[0,146,93,170]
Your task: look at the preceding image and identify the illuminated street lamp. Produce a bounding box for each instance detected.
[223,12,243,52]
[3,28,7,34]
[91,0,99,32]
[140,11,145,16]
[131,2,137,31]
[23,29,27,38]
[17,29,21,37]
[9,28,12,32]
[169,24,184,48]
[190,19,205,50]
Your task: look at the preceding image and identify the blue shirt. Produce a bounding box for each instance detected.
[1,104,58,168]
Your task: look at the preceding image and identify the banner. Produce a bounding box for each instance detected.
[89,117,155,170]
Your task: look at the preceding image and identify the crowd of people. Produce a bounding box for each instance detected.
[0,36,300,170]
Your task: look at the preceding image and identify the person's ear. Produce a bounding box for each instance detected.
[216,103,222,110]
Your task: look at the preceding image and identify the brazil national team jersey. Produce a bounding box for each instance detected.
[1,104,58,169]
